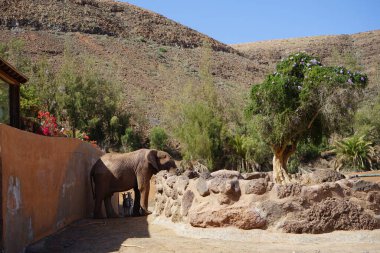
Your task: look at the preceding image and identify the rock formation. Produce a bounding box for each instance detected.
[153,169,380,233]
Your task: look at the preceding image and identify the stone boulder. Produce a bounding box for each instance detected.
[301,169,345,185]
[208,177,225,193]
[242,172,271,181]
[275,183,302,199]
[189,206,267,230]
[176,175,189,195]
[366,191,380,214]
[181,190,195,216]
[210,169,242,179]
[196,177,209,197]
[245,178,268,195]
[352,180,380,192]
[282,198,380,233]
[300,182,346,204]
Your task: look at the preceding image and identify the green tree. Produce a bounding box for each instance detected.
[56,49,125,146]
[0,39,40,117]
[247,53,367,184]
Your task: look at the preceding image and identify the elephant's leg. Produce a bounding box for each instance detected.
[132,185,141,216]
[104,194,119,218]
[137,177,152,215]
[93,176,108,219]
[94,196,104,219]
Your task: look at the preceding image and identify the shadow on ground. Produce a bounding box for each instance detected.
[26,217,149,253]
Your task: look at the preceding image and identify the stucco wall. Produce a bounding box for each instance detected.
[0,124,103,253]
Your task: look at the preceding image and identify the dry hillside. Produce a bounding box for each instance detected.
[232,30,380,87]
[0,0,379,127]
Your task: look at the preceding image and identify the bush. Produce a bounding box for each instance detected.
[121,127,143,152]
[333,135,378,171]
[164,45,226,171]
[287,158,300,174]
[149,127,168,150]
[174,102,224,170]
[354,94,380,145]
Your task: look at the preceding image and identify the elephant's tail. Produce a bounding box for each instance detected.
[90,167,95,200]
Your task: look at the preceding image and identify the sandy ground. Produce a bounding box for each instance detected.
[28,173,380,253]
[27,215,380,253]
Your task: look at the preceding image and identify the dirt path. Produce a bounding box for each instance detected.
[27,215,380,253]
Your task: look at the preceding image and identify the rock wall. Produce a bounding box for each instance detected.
[153,169,380,234]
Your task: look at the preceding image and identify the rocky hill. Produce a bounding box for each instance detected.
[0,0,237,53]
[232,30,380,88]
[0,0,379,127]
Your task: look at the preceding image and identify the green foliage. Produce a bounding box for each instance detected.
[20,84,40,117]
[287,158,300,174]
[1,39,131,148]
[54,49,128,148]
[287,140,328,174]
[0,82,9,124]
[158,47,167,53]
[0,39,39,117]
[173,101,224,170]
[149,127,168,150]
[230,120,273,171]
[248,53,367,149]
[333,135,378,171]
[165,45,226,170]
[0,42,9,59]
[121,127,143,152]
[354,94,380,144]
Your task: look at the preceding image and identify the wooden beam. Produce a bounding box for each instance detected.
[9,85,20,128]
[0,70,20,86]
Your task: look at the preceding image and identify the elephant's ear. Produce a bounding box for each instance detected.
[147,149,159,171]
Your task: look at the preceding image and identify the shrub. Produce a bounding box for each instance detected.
[121,127,142,152]
[354,94,380,145]
[164,45,226,171]
[149,127,168,150]
[333,135,378,171]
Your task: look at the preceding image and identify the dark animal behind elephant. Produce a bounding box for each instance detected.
[90,149,177,218]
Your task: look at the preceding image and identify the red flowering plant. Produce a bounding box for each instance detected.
[37,111,60,136]
[75,130,99,148]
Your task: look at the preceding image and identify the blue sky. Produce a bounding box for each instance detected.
[122,0,380,44]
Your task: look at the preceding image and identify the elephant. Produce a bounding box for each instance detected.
[90,149,177,219]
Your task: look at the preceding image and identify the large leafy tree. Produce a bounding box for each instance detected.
[247,53,367,184]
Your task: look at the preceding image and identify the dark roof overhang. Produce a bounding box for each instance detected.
[0,57,28,85]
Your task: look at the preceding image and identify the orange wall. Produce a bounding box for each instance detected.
[0,124,103,253]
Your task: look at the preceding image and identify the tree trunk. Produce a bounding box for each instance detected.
[272,143,297,185]
[272,153,291,185]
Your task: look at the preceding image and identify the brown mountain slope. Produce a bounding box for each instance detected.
[0,0,263,126]
[0,0,236,53]
[232,30,380,87]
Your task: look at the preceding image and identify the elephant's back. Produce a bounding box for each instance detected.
[100,152,141,175]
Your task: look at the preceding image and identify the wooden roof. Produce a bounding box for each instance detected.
[0,57,28,85]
